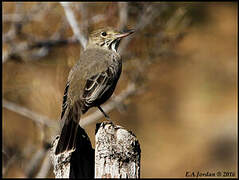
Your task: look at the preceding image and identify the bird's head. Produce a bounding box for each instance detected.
[87,27,134,52]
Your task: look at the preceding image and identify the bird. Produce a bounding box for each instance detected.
[55,27,134,155]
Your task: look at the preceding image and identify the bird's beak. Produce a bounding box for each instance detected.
[116,29,135,39]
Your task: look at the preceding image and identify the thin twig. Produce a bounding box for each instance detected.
[119,4,164,54]
[35,151,52,178]
[2,3,58,63]
[118,2,128,31]
[76,2,89,33]
[25,148,46,177]
[60,2,87,49]
[2,154,17,176]
[2,82,136,129]
[2,99,56,127]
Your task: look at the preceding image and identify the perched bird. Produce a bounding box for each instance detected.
[55,27,134,155]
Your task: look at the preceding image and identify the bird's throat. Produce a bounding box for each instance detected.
[109,39,120,53]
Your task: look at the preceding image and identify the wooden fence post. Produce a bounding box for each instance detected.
[95,121,141,178]
[50,126,94,178]
[50,121,140,178]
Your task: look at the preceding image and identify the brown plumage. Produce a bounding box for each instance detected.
[55,27,134,155]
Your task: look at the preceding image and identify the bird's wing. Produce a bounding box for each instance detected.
[82,66,116,107]
[60,66,114,120]
[60,64,80,121]
[60,81,70,119]
[60,50,121,119]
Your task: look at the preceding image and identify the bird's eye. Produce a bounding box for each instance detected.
[101,32,107,36]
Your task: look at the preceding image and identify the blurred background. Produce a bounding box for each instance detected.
[2,2,237,178]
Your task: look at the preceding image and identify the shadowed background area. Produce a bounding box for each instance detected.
[2,2,237,178]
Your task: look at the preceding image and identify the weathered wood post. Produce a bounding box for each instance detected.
[95,121,141,178]
[50,126,94,178]
[50,121,140,178]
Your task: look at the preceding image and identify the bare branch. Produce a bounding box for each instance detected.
[2,99,56,127]
[119,4,165,54]
[35,151,52,178]
[75,3,89,32]
[3,3,47,23]
[2,82,136,130]
[2,36,78,63]
[3,2,48,41]
[2,154,17,176]
[60,2,87,49]
[2,3,60,63]
[3,14,34,23]
[118,2,128,31]
[24,148,46,177]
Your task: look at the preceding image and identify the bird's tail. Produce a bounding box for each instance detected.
[55,112,80,155]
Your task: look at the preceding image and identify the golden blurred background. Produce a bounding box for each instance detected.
[2,2,237,178]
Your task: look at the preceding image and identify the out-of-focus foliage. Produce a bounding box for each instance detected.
[2,2,237,178]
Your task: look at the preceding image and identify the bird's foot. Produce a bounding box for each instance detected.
[98,106,111,121]
[105,115,112,121]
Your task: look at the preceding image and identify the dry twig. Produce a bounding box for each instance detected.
[60,2,87,49]
[2,99,56,127]
[35,151,52,178]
